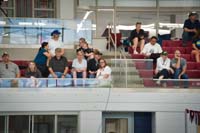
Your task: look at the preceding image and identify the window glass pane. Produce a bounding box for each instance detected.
[78,0,96,7]
[97,0,113,6]
[159,0,200,7]
[9,115,29,133]
[0,9,14,17]
[1,0,14,8]
[35,11,54,18]
[105,118,128,133]
[34,0,55,9]
[116,0,156,7]
[0,116,5,133]
[34,115,54,133]
[57,115,78,133]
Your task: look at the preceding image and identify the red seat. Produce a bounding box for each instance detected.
[168,54,174,59]
[187,62,196,70]
[110,33,122,47]
[131,54,145,59]
[181,54,191,61]
[185,47,193,54]
[143,79,156,87]
[135,62,146,69]
[196,63,200,69]
[186,70,200,78]
[162,47,172,54]
[171,47,186,54]
[139,70,154,78]
[162,40,182,47]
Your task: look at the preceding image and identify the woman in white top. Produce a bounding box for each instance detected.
[48,30,64,56]
[155,51,174,85]
[72,50,87,79]
[96,59,112,80]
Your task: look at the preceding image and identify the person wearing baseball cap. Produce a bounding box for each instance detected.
[48,29,64,56]
[0,52,20,78]
[154,51,173,86]
[182,12,200,46]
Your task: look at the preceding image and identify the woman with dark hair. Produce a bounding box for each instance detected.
[191,28,200,62]
[34,42,51,77]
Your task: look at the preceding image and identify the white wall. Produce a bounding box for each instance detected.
[79,111,102,133]
[155,112,185,133]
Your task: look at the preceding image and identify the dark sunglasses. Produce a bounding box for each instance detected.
[5,64,8,69]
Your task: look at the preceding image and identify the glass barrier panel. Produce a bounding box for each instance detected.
[0,78,112,89]
[0,17,92,45]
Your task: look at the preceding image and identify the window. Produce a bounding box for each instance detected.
[57,115,78,133]
[0,116,5,133]
[0,0,14,17]
[9,115,29,133]
[34,115,54,133]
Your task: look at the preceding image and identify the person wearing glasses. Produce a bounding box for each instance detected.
[96,59,112,80]
[0,52,20,78]
[0,52,20,87]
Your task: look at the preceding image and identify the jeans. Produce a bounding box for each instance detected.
[48,72,72,87]
[173,68,189,88]
[88,74,96,78]
[182,32,193,46]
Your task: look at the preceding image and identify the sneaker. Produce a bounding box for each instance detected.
[134,50,138,54]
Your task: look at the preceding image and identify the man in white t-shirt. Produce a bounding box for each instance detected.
[48,30,64,56]
[141,36,162,63]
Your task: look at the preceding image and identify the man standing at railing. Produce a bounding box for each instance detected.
[48,30,64,56]
[0,52,20,87]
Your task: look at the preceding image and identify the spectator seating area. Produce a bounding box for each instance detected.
[129,40,200,88]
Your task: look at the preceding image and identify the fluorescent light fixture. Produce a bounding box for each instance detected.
[0,21,6,25]
[97,9,114,11]
[77,11,93,32]
[18,22,32,26]
[34,22,46,26]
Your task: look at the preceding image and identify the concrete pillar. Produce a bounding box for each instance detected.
[57,0,76,19]
[170,14,176,38]
[79,111,102,133]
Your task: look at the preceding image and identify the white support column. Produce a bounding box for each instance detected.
[155,112,185,133]
[79,111,102,133]
[57,0,76,19]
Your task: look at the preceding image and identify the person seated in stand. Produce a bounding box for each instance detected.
[24,61,42,87]
[78,41,93,60]
[141,36,162,64]
[77,37,86,50]
[87,50,102,78]
[34,42,51,77]
[129,22,145,54]
[96,59,112,80]
[48,48,71,79]
[48,30,64,56]
[72,50,87,79]
[0,52,20,78]
[170,50,189,88]
[182,12,200,46]
[25,61,42,78]
[191,28,200,62]
[154,51,174,86]
[0,52,20,87]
